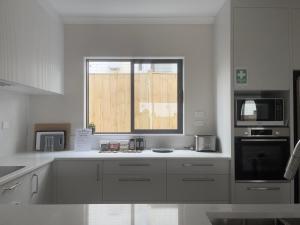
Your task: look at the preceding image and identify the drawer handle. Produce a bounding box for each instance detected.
[247,187,280,191]
[119,164,150,167]
[118,178,151,182]
[32,174,39,195]
[182,163,214,167]
[96,164,100,182]
[3,182,21,192]
[182,178,215,182]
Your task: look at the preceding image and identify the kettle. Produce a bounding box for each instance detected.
[194,135,217,152]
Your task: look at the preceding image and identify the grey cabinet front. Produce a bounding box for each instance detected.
[30,164,52,204]
[0,175,31,204]
[234,7,290,90]
[56,160,102,203]
[167,174,229,202]
[103,174,166,202]
[293,9,300,70]
[233,183,291,204]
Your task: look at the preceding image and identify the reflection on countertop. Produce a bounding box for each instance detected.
[0,204,300,225]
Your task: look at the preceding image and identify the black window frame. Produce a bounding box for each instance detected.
[86,58,184,134]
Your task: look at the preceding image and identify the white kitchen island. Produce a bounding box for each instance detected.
[0,204,299,225]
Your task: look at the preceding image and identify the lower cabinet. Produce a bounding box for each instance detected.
[167,174,229,202]
[103,159,166,202]
[167,159,230,203]
[103,174,166,202]
[233,183,291,204]
[30,164,52,204]
[0,174,31,204]
[55,160,102,204]
[0,164,53,204]
[54,159,231,203]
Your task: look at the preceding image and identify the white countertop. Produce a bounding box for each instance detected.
[0,204,299,225]
[0,150,230,185]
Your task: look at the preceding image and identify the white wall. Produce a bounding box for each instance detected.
[0,90,29,157]
[29,24,214,149]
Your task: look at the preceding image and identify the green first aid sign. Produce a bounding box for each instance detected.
[236,69,247,85]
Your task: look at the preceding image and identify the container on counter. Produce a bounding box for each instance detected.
[129,139,136,150]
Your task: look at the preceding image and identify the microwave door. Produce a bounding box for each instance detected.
[241,100,257,121]
[236,99,284,126]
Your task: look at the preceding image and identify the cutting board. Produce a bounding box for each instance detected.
[34,123,71,149]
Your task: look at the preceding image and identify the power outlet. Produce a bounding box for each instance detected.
[194,120,205,127]
[194,111,205,119]
[1,121,10,129]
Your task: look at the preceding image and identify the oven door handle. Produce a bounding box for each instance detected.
[240,139,288,142]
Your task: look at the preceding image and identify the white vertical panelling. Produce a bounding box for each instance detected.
[213,0,232,156]
[0,0,63,94]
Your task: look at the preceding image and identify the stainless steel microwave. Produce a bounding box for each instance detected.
[235,98,284,126]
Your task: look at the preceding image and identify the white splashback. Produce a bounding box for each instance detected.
[0,90,29,157]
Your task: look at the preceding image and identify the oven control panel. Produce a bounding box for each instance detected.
[235,127,289,137]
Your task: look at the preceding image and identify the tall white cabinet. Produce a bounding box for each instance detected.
[233,7,290,90]
[214,0,300,204]
[293,9,300,70]
[0,0,64,94]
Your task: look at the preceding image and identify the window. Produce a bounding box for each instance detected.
[86,58,183,134]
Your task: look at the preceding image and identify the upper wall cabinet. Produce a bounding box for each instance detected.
[0,0,64,94]
[234,7,290,90]
[293,9,300,70]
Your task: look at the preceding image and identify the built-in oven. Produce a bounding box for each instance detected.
[235,128,290,182]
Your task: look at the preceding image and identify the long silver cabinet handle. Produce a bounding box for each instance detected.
[32,174,39,194]
[182,178,215,182]
[3,182,21,192]
[96,164,100,182]
[118,178,151,182]
[119,164,150,167]
[241,139,287,142]
[182,163,214,167]
[247,187,280,191]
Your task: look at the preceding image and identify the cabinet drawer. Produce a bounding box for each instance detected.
[167,174,229,202]
[167,159,229,174]
[103,160,165,174]
[103,174,166,201]
[234,183,291,204]
[0,176,30,204]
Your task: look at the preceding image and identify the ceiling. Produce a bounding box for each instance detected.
[44,0,226,24]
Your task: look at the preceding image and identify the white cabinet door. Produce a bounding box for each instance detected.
[233,183,291,204]
[167,174,229,202]
[234,7,290,90]
[0,174,31,204]
[30,164,52,204]
[293,9,300,70]
[0,0,63,94]
[55,160,102,204]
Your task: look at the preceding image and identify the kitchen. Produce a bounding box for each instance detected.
[0,0,300,224]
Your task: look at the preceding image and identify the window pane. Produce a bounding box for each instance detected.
[134,63,178,130]
[88,61,131,133]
